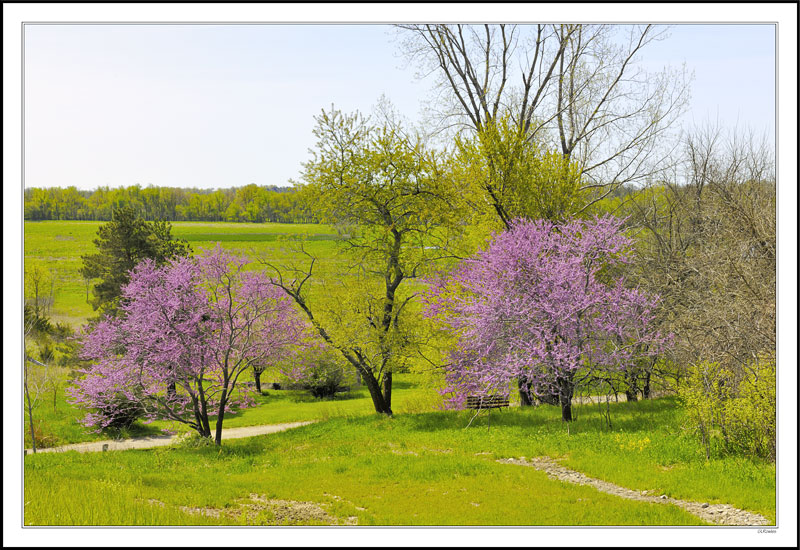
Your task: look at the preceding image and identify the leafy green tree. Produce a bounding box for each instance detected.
[24,259,54,321]
[452,115,587,231]
[261,107,462,415]
[80,206,191,314]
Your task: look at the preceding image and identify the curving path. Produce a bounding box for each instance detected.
[498,456,772,526]
[24,421,315,454]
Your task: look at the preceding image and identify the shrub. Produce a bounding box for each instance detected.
[71,387,146,432]
[24,420,60,449]
[680,356,775,461]
[173,431,215,448]
[36,340,56,364]
[281,345,351,399]
[102,393,147,430]
[304,363,347,399]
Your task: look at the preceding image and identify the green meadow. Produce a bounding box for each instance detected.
[22,221,776,527]
[23,395,775,526]
[24,220,342,327]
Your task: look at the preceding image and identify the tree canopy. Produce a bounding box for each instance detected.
[423,215,667,421]
[71,247,304,445]
[262,107,464,416]
[80,206,191,314]
[24,184,314,223]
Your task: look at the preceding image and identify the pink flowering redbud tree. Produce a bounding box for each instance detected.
[69,246,304,445]
[423,215,668,421]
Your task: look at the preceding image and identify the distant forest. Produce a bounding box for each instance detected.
[24,184,317,223]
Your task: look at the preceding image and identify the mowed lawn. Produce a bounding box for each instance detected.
[23,220,343,327]
[25,372,444,448]
[23,396,775,526]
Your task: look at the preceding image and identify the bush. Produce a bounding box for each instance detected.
[300,359,347,399]
[281,345,352,399]
[680,356,775,461]
[103,393,147,430]
[24,304,52,335]
[173,431,214,448]
[24,420,60,449]
[72,390,146,432]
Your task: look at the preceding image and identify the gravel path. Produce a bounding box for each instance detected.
[25,421,315,454]
[498,456,771,526]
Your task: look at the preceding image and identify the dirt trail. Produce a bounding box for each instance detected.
[25,421,315,454]
[498,456,771,526]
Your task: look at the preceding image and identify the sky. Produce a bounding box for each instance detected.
[23,23,777,191]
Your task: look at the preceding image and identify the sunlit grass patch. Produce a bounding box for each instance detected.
[24,398,774,526]
[24,220,343,327]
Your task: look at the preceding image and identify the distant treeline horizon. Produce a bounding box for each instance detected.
[24,183,319,224]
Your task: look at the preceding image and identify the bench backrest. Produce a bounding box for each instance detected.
[466,395,510,409]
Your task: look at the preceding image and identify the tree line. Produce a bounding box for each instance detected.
[24,183,317,224]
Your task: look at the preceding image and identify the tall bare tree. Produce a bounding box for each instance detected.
[397,24,691,219]
[625,124,775,374]
[24,321,50,454]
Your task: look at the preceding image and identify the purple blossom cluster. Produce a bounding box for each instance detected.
[423,215,669,414]
[69,246,304,441]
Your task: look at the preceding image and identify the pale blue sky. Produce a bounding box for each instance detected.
[23,24,776,191]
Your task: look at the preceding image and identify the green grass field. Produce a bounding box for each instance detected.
[24,371,443,448]
[24,220,343,327]
[22,221,776,527]
[23,395,775,526]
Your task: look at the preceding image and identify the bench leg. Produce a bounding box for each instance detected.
[465,408,482,429]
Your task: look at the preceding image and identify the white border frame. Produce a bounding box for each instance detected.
[4,3,797,548]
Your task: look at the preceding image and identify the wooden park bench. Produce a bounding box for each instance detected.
[465,394,510,429]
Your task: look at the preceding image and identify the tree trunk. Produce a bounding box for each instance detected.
[214,389,228,446]
[624,369,639,402]
[624,388,639,402]
[560,394,573,422]
[168,382,177,400]
[518,377,534,407]
[643,371,652,399]
[382,370,392,412]
[360,367,392,415]
[254,370,262,393]
[559,376,575,422]
[197,381,212,438]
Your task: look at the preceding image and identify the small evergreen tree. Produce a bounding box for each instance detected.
[80,206,190,314]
